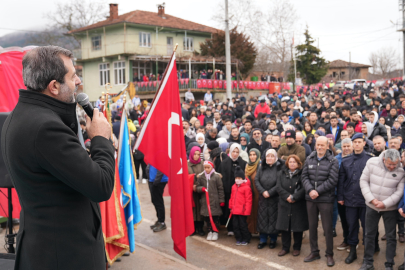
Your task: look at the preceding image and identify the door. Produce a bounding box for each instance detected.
[167,37,173,55]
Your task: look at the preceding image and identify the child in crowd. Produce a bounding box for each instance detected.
[229,166,252,245]
[391,120,402,137]
[195,160,225,241]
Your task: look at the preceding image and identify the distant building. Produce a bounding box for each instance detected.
[322,59,371,82]
[68,3,218,101]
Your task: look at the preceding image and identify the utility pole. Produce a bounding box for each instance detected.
[399,1,405,79]
[349,52,351,80]
[225,0,232,100]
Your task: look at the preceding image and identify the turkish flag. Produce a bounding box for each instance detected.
[197,79,202,88]
[207,80,213,89]
[214,80,218,88]
[135,53,194,259]
[218,80,223,88]
[153,81,157,87]
[202,79,207,88]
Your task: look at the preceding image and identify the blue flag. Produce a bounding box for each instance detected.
[118,112,142,252]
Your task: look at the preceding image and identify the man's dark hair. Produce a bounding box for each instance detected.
[244,120,252,125]
[280,113,288,118]
[330,115,338,120]
[221,115,228,120]
[209,128,218,133]
[23,46,73,92]
[206,121,213,125]
[231,127,239,131]
[225,119,232,123]
[236,118,242,124]
[342,105,350,111]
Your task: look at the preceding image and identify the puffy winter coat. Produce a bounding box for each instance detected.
[302,149,339,203]
[337,151,373,207]
[254,103,271,118]
[255,159,284,234]
[277,143,306,164]
[229,180,253,216]
[276,168,309,232]
[360,151,405,211]
[196,171,225,216]
[368,122,388,141]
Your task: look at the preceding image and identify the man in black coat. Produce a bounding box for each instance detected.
[1,46,115,270]
[247,129,270,157]
[337,134,373,264]
[301,136,339,267]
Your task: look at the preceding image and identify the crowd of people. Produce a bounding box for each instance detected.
[110,80,405,270]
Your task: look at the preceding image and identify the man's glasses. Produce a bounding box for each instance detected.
[253,133,261,136]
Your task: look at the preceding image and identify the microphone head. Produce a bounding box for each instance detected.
[76,93,89,106]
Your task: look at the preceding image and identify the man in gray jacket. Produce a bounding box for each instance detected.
[359,149,405,270]
[302,136,339,267]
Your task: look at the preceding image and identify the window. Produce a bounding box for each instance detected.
[332,71,336,78]
[92,36,101,51]
[114,61,126,85]
[139,32,151,47]
[132,61,152,81]
[183,37,194,51]
[99,63,110,86]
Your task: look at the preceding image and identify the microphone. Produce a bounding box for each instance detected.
[77,93,94,120]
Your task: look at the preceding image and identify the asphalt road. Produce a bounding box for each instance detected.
[1,182,405,270]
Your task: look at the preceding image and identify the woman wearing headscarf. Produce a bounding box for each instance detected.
[245,148,261,235]
[218,143,247,235]
[187,146,205,236]
[240,133,250,153]
[276,155,308,257]
[196,133,208,161]
[255,149,284,249]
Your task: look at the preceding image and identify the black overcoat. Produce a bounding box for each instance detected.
[1,90,115,270]
[276,168,309,232]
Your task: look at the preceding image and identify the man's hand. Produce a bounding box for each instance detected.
[338,201,344,205]
[263,191,270,198]
[309,190,319,200]
[375,201,385,209]
[371,199,379,207]
[86,108,111,140]
[193,185,197,192]
[287,196,293,203]
[399,208,405,218]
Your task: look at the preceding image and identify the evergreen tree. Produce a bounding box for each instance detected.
[291,28,328,85]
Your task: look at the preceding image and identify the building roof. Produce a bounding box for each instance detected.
[328,59,371,69]
[68,10,219,34]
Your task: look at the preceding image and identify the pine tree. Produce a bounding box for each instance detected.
[292,28,328,85]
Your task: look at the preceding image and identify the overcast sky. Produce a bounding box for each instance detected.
[1,0,403,68]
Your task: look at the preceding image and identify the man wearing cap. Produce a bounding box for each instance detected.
[277,130,306,164]
[254,97,271,118]
[247,128,270,157]
[337,133,374,264]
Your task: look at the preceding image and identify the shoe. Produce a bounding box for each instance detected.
[227,231,234,236]
[347,244,358,253]
[359,263,374,270]
[382,234,387,240]
[374,245,380,253]
[115,258,121,262]
[150,221,160,229]
[304,252,321,262]
[211,232,218,241]
[345,245,357,264]
[207,232,213,241]
[196,225,205,236]
[292,250,300,256]
[399,234,405,243]
[240,242,248,245]
[326,255,335,267]
[337,241,349,250]
[236,241,241,246]
[398,262,404,270]
[384,262,393,270]
[278,250,289,256]
[257,242,267,249]
[142,178,147,184]
[333,229,337,237]
[123,252,130,256]
[269,241,276,249]
[191,230,197,236]
[153,223,167,232]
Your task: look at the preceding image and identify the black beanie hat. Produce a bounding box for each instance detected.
[234,166,245,179]
[207,141,219,150]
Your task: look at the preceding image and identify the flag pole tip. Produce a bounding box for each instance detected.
[174,43,178,52]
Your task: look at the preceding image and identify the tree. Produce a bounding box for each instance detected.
[292,28,328,85]
[198,27,257,77]
[28,0,107,51]
[368,47,399,77]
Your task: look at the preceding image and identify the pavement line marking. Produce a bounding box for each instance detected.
[135,242,203,270]
[142,218,293,270]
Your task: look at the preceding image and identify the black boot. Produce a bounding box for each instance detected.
[191,222,197,236]
[345,245,357,264]
[197,221,205,236]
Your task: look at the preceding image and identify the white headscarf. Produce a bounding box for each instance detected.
[371,111,379,126]
[265,149,278,164]
[229,143,242,161]
[216,137,227,145]
[196,133,205,147]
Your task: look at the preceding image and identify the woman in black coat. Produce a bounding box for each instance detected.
[255,149,284,249]
[218,143,246,235]
[276,155,308,257]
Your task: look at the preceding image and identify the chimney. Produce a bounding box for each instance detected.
[157,3,165,17]
[109,3,118,20]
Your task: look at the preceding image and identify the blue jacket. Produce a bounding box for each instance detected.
[335,153,343,168]
[148,165,168,183]
[337,151,374,207]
